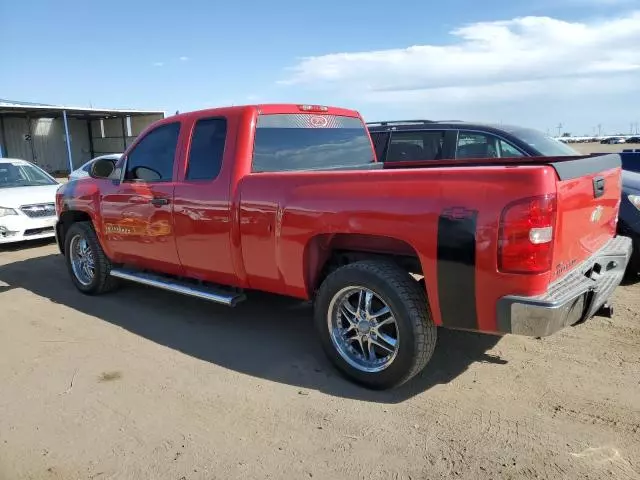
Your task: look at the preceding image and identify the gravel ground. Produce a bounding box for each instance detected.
[0,238,639,480]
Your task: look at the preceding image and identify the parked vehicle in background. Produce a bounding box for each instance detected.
[601,137,626,144]
[55,104,631,389]
[620,151,640,173]
[0,158,59,244]
[619,170,640,277]
[68,154,122,181]
[624,136,640,144]
[366,120,580,163]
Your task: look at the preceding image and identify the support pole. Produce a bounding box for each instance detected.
[63,110,73,173]
[120,116,127,151]
[26,116,36,162]
[87,119,95,159]
[0,116,7,158]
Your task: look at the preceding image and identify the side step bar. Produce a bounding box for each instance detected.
[109,268,246,307]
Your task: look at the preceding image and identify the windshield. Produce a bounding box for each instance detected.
[503,126,580,157]
[252,114,374,172]
[0,162,58,188]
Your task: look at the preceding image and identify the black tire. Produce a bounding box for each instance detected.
[64,221,118,294]
[622,241,640,283]
[314,260,436,389]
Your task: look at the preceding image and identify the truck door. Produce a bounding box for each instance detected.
[172,116,239,286]
[99,121,183,275]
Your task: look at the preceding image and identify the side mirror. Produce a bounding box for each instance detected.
[90,158,116,179]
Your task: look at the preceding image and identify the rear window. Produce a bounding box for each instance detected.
[503,126,580,157]
[252,114,374,172]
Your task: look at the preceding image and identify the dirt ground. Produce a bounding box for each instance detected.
[570,142,637,155]
[0,241,638,480]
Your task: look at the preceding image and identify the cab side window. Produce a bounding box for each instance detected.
[186,118,227,181]
[125,122,180,182]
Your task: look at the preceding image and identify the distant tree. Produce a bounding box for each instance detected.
[561,132,572,137]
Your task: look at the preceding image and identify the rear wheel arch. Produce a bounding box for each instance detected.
[303,233,425,296]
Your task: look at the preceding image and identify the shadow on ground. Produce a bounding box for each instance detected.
[0,254,505,403]
[621,271,640,286]
[0,238,56,252]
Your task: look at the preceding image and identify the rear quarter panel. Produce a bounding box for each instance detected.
[237,165,558,333]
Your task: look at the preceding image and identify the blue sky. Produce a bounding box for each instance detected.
[1,0,639,135]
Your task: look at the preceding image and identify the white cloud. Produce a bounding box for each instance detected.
[153,62,164,67]
[179,56,189,61]
[279,11,640,104]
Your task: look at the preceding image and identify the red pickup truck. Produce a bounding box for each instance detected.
[55,104,632,389]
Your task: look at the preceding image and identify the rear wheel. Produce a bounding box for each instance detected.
[314,260,436,389]
[64,222,118,294]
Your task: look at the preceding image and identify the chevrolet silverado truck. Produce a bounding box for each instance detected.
[55,104,632,389]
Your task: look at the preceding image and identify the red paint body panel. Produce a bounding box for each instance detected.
[56,104,623,335]
[100,182,181,274]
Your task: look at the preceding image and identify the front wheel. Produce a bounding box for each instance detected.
[64,222,118,295]
[314,260,436,389]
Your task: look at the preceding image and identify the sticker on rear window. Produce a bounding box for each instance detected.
[256,114,362,129]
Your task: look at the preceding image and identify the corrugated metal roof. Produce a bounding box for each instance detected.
[0,98,57,107]
[0,98,165,116]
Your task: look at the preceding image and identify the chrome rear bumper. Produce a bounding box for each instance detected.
[497,235,633,337]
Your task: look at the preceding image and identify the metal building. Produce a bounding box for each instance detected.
[0,99,165,174]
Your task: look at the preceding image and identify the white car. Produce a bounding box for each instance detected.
[69,153,121,181]
[0,158,60,244]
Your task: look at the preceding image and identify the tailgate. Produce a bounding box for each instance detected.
[551,154,622,278]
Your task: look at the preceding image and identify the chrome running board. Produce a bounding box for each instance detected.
[109,268,246,307]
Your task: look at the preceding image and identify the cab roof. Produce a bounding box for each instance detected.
[168,104,362,122]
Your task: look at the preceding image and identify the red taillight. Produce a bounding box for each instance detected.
[298,104,328,112]
[498,194,557,274]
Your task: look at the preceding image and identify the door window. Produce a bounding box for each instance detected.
[498,139,525,157]
[456,132,500,159]
[124,122,180,182]
[186,118,227,180]
[386,131,445,162]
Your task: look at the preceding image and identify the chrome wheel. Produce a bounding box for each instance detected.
[69,234,95,286]
[327,286,400,373]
